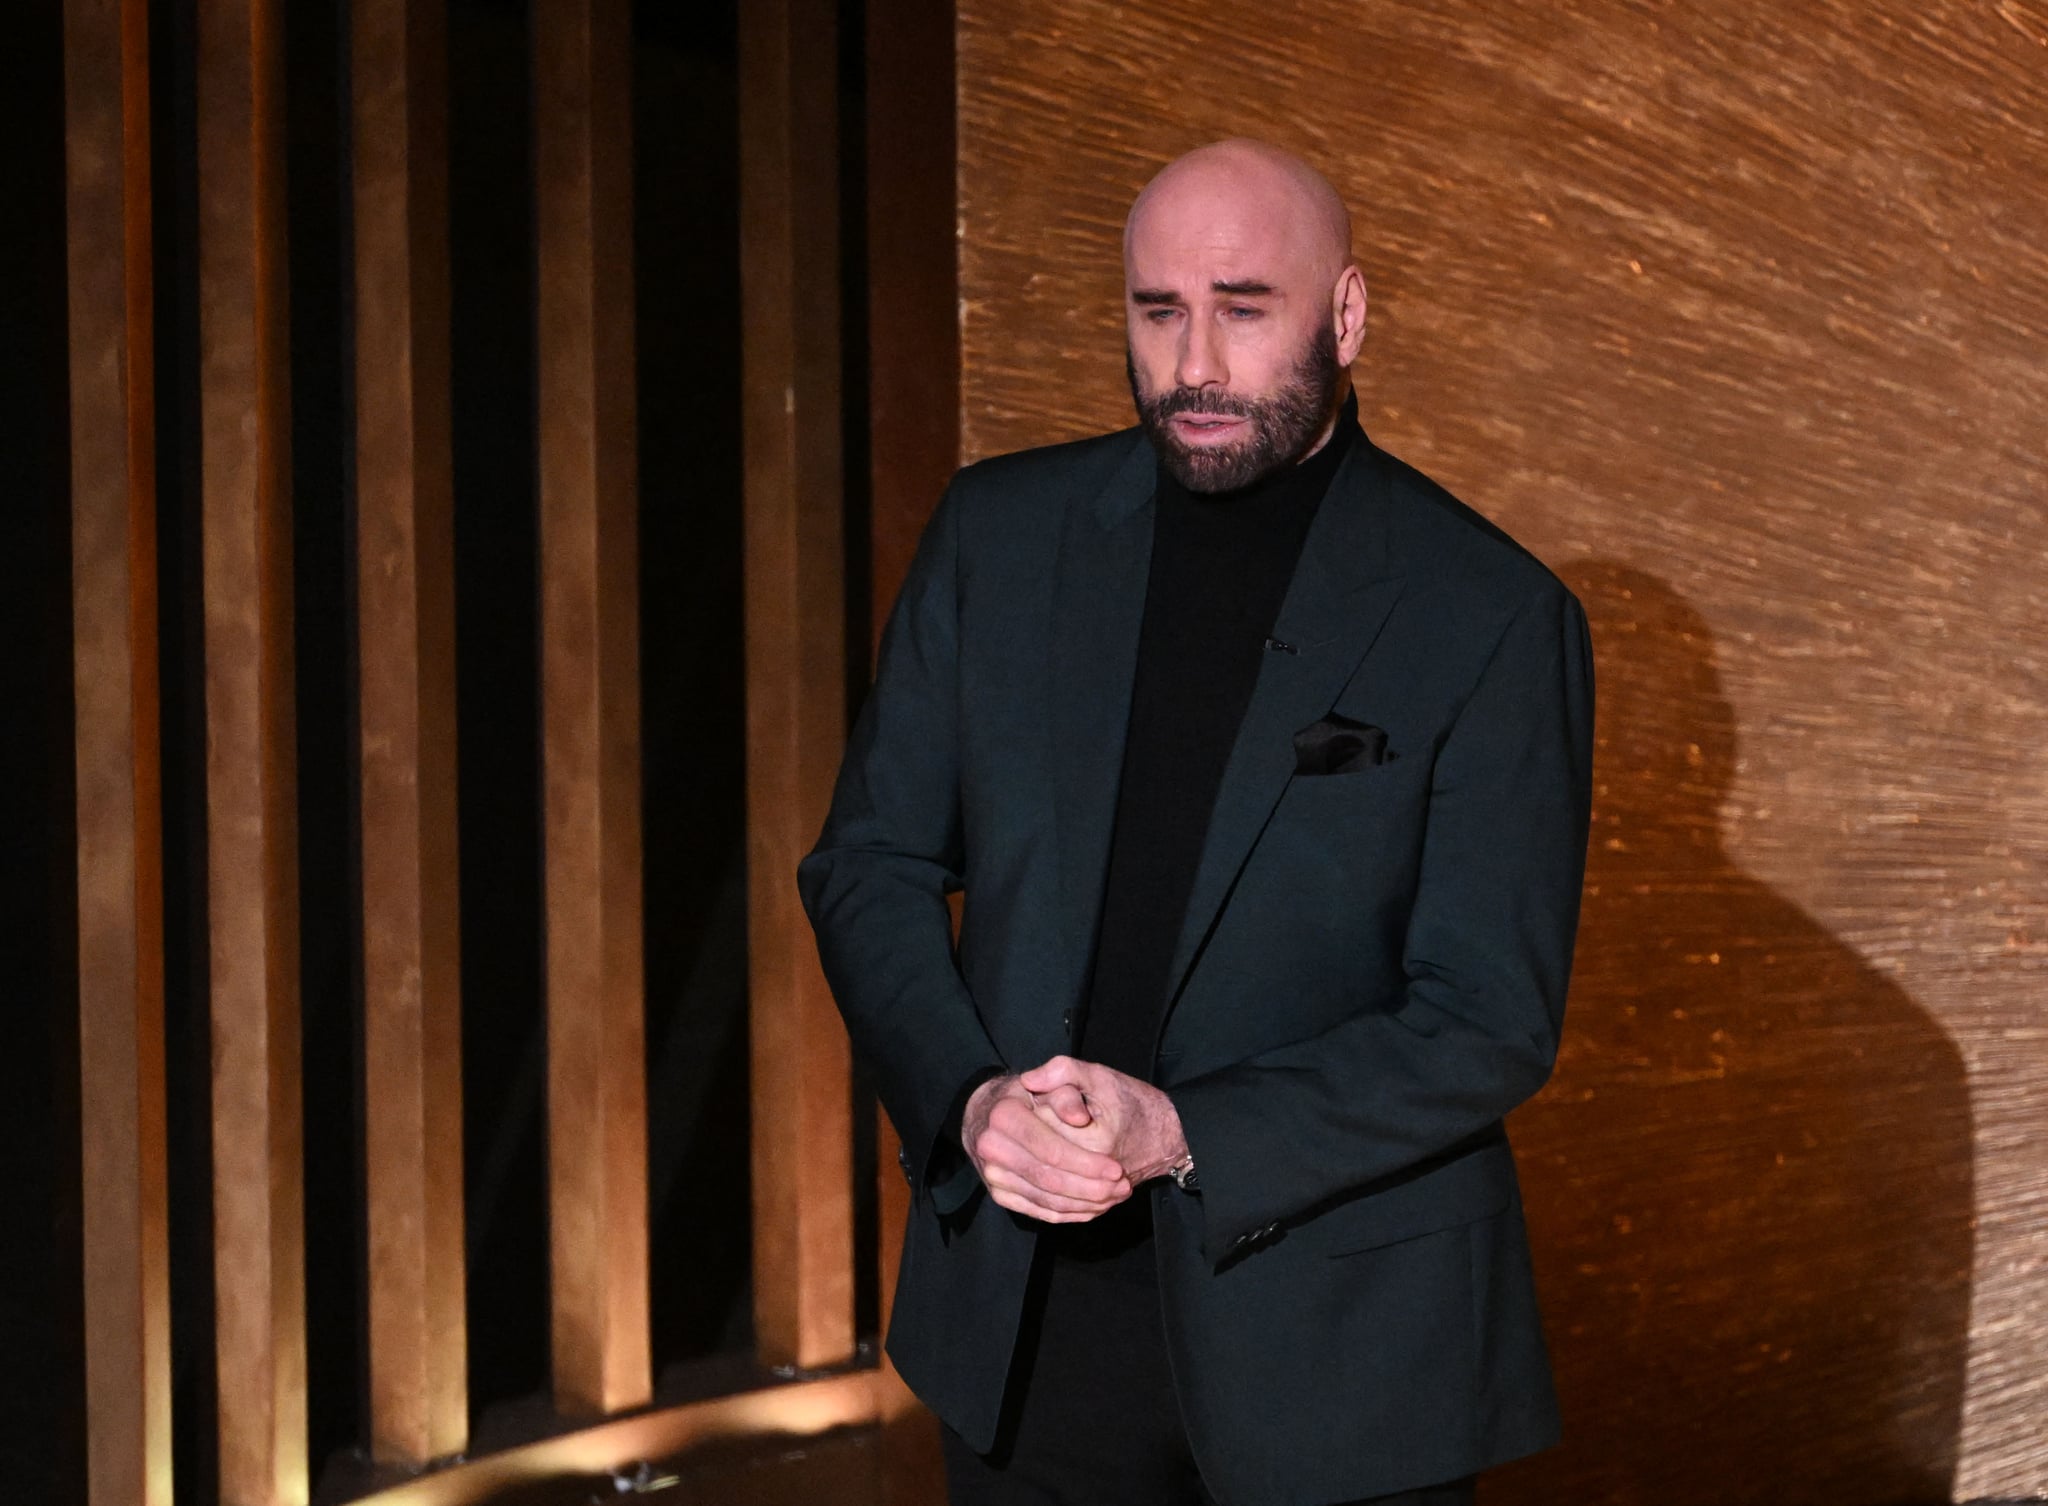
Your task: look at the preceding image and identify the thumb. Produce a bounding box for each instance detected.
[1017,1055,1080,1093]
[1035,1082,1093,1128]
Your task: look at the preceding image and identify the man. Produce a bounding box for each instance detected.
[798,139,1594,1506]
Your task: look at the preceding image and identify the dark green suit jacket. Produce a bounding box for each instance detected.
[798,423,1594,1505]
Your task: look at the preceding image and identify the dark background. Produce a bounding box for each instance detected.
[19,0,2042,1501]
[0,0,890,1499]
[0,2,89,1501]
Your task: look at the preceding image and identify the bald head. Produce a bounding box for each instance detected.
[1125,139,1354,289]
[1121,139,1369,492]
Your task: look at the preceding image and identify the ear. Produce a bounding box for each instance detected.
[1331,263,1369,367]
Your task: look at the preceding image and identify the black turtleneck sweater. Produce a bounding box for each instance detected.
[1055,395,1359,1273]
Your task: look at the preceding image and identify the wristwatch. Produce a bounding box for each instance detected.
[1167,1151,1199,1193]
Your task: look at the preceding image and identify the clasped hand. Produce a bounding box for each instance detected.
[959,1056,1188,1223]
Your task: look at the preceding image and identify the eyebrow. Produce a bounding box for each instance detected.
[1129,279,1280,305]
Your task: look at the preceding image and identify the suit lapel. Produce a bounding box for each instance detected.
[1048,432,1156,1006]
[1160,440,1406,1019]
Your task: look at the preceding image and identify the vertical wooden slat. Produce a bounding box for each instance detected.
[740,0,856,1372]
[864,0,961,611]
[197,0,306,1501]
[353,0,466,1465]
[534,0,651,1418]
[863,0,960,1390]
[65,1,171,1502]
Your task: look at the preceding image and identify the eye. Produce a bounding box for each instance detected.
[1224,304,1262,320]
[1143,307,1179,323]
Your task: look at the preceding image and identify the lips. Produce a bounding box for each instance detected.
[1169,414,1249,445]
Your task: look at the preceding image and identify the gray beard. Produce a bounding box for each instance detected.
[1127,323,1343,494]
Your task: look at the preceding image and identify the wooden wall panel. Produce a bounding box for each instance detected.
[353,0,467,1465]
[954,3,2047,1501]
[865,0,961,617]
[64,1,170,1502]
[534,0,652,1419]
[864,0,959,1412]
[739,0,857,1373]
[197,0,306,1500]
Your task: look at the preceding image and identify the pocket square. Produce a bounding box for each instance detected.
[1292,713,1393,776]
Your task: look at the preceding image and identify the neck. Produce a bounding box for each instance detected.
[1298,379,1355,464]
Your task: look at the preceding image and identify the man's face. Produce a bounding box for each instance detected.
[1124,180,1345,493]
[1126,323,1342,494]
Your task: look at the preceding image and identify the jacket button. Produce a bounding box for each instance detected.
[1234,1223,1281,1251]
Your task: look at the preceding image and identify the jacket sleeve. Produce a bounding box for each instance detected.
[796,478,1004,1212]
[1168,579,1595,1265]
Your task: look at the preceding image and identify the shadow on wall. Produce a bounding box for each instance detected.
[1490,563,1974,1506]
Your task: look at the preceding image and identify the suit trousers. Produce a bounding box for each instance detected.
[938,1239,1478,1506]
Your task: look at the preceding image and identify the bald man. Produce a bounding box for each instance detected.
[800,141,1594,1506]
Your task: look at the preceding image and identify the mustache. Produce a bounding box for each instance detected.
[1143,386,1258,420]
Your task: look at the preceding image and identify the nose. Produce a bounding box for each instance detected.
[1175,314,1226,391]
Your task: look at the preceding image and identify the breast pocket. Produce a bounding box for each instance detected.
[1278,743,1426,803]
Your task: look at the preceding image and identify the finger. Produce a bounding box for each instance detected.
[989,1134,1128,1194]
[1032,1107,1117,1158]
[974,1139,1122,1204]
[987,1098,1125,1182]
[985,1185,1101,1223]
[1021,1114,1127,1182]
[1019,1160,1132,1205]
[975,1130,1128,1201]
[1033,1083,1093,1128]
[1017,1055,1085,1094]
[983,1165,1125,1216]
[983,1169,1126,1222]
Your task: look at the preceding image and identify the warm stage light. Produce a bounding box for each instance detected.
[347,1370,883,1506]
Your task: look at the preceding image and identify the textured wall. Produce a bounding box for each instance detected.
[952,3,2047,1500]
